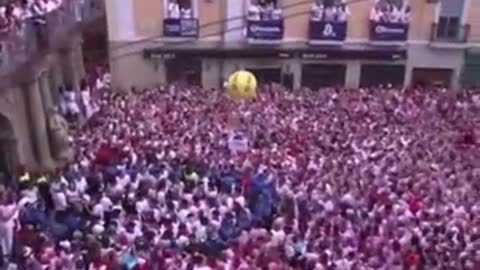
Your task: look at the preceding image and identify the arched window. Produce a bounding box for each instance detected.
[370,0,410,24]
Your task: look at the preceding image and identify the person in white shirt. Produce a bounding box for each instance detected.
[0,193,30,260]
[324,5,337,22]
[248,2,261,21]
[168,0,180,19]
[312,1,324,21]
[370,6,382,22]
[337,4,349,22]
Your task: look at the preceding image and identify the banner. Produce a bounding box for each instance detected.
[163,18,199,38]
[310,21,347,41]
[247,20,284,40]
[370,21,409,41]
[228,133,249,154]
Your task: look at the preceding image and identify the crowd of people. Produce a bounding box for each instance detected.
[311,0,349,22]
[0,78,478,269]
[248,0,283,21]
[370,0,410,24]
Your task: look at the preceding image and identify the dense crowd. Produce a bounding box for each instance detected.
[1,80,480,269]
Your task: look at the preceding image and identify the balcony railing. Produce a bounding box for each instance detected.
[163,18,199,38]
[369,21,409,42]
[0,0,104,79]
[246,19,284,41]
[430,23,470,43]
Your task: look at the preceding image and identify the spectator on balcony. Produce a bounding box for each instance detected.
[180,1,193,19]
[311,1,324,21]
[16,0,33,20]
[337,3,349,22]
[370,5,382,22]
[167,0,181,19]
[247,0,261,21]
[42,0,60,13]
[0,5,16,37]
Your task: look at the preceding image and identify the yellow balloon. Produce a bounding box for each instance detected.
[227,70,257,100]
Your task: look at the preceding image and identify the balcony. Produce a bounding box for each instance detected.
[430,22,470,48]
[309,3,348,45]
[0,0,104,80]
[163,18,199,39]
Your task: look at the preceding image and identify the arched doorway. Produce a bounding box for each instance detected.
[0,114,18,182]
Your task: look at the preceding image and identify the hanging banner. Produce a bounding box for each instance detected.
[370,21,409,41]
[247,20,284,40]
[163,18,199,38]
[309,21,347,41]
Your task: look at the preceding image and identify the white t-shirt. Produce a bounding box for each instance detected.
[168,2,180,18]
[53,191,68,211]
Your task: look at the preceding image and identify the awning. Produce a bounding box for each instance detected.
[143,42,407,61]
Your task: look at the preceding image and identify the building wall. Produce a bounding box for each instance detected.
[0,87,37,168]
[105,0,480,90]
[409,0,436,41]
[347,0,370,40]
[283,0,310,40]
[133,0,163,38]
[467,0,480,43]
[199,0,223,40]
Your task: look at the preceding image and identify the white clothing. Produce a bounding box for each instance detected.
[168,2,180,18]
[0,204,18,256]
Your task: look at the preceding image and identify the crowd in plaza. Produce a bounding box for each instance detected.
[1,75,480,269]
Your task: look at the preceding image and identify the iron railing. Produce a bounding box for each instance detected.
[430,22,470,43]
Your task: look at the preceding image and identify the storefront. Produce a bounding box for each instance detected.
[143,45,407,90]
[302,64,346,89]
[360,64,406,88]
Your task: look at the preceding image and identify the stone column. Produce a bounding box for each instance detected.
[345,61,361,88]
[23,80,55,169]
[61,48,80,92]
[50,58,65,104]
[74,40,86,80]
[39,72,54,111]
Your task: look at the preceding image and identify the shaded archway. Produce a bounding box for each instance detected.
[0,114,18,182]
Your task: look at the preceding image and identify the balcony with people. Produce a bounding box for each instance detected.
[246,0,284,43]
[163,0,198,39]
[369,0,410,44]
[309,0,349,44]
[0,0,103,79]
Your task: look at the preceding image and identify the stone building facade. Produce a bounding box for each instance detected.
[0,0,104,176]
[106,0,480,90]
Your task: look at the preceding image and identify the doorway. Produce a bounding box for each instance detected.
[165,57,202,86]
[0,114,18,182]
[411,68,453,88]
[247,68,282,86]
[302,64,346,90]
[360,64,406,88]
